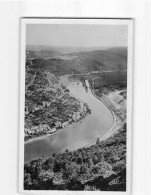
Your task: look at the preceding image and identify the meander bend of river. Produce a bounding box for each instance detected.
[24,80,113,162]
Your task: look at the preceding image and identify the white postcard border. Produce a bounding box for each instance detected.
[19,18,133,195]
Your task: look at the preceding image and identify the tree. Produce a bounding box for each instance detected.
[53,172,63,185]
[24,173,32,190]
[65,149,69,153]
[76,157,83,165]
[84,185,98,191]
[80,164,88,174]
[96,137,100,145]
[38,171,54,190]
[53,159,62,173]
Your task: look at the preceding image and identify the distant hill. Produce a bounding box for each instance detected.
[26,47,127,75]
[105,47,127,57]
[26,45,57,52]
[26,45,111,54]
[69,47,127,58]
[26,50,62,60]
[67,47,127,71]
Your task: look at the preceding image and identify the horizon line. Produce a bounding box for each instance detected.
[26,45,127,48]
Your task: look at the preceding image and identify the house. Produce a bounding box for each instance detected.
[43,101,51,107]
[55,121,62,128]
[51,128,56,133]
[62,121,69,128]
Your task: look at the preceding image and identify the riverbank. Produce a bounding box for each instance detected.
[24,128,61,145]
[25,76,118,145]
[100,94,126,140]
[85,79,126,147]
[93,92,125,141]
[65,77,121,146]
[25,123,127,191]
[24,75,115,162]
[25,75,124,155]
[24,111,90,145]
[24,73,91,143]
[24,84,90,144]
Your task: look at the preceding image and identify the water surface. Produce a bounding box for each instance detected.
[25,80,113,162]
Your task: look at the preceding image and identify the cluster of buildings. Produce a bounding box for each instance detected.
[25,124,56,138]
[24,69,91,142]
[24,101,90,141]
[25,101,52,115]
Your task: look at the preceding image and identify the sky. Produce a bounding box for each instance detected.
[26,24,128,48]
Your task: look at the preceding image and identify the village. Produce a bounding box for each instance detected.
[24,70,91,142]
[24,99,90,141]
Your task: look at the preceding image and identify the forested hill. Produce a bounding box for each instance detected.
[68,47,127,71]
[69,47,127,57]
[26,47,127,75]
[24,124,126,191]
[105,47,127,56]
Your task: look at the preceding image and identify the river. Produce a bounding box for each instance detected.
[24,79,113,162]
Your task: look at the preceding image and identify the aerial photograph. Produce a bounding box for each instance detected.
[23,20,129,192]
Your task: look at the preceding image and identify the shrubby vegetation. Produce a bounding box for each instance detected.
[24,124,126,191]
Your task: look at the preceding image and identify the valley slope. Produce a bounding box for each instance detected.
[26,47,127,75]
